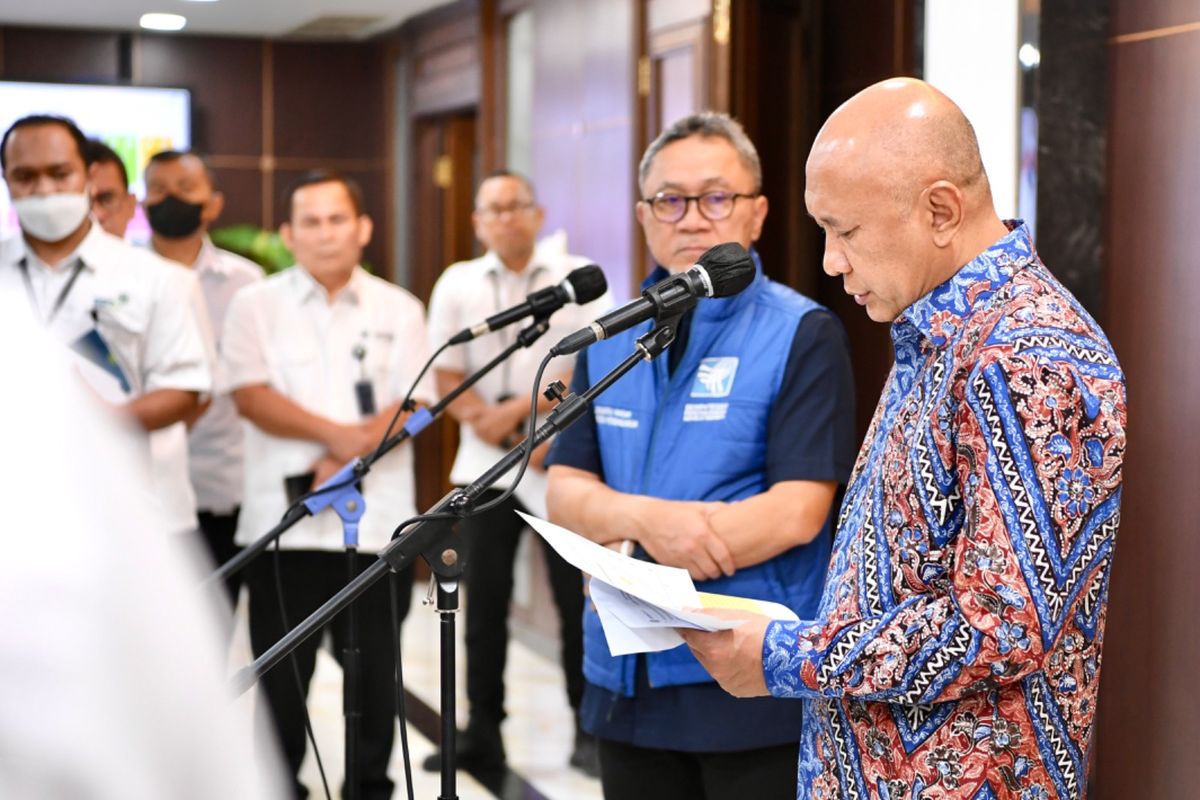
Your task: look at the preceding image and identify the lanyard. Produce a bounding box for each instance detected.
[18,257,86,325]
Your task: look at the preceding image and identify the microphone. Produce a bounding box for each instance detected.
[550,242,755,356]
[448,264,608,345]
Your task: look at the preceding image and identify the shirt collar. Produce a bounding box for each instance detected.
[481,250,550,281]
[194,236,228,277]
[892,219,1036,351]
[23,222,104,274]
[292,263,365,305]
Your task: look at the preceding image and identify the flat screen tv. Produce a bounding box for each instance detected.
[0,80,192,242]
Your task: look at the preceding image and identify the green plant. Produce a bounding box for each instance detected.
[210,225,295,274]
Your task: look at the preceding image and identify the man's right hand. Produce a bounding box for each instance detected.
[466,397,526,447]
[322,422,377,463]
[635,499,734,582]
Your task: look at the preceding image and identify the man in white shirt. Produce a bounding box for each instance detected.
[0,114,211,537]
[222,170,433,800]
[423,171,613,779]
[145,149,264,606]
[84,139,136,239]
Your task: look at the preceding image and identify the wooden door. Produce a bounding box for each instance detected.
[410,110,479,516]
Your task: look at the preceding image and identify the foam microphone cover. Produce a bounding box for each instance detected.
[696,242,755,297]
[566,264,608,304]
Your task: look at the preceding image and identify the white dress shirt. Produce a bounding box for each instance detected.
[222,265,434,553]
[425,235,613,516]
[172,238,264,514]
[0,223,213,536]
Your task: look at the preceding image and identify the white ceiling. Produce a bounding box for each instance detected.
[0,0,452,40]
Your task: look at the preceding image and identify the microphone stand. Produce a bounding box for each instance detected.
[206,316,554,588]
[210,315,551,800]
[230,318,681,800]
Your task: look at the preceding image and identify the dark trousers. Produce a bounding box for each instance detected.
[598,738,800,800]
[197,508,242,609]
[246,549,414,800]
[461,489,585,726]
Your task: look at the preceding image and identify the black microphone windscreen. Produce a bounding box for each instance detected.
[697,242,755,297]
[566,264,608,305]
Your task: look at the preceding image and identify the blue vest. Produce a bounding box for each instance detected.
[584,255,834,695]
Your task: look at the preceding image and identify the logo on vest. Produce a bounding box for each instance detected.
[683,402,728,422]
[690,357,739,398]
[595,405,639,429]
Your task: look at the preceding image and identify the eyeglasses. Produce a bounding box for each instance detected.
[641,191,759,223]
[475,202,536,220]
[92,190,126,210]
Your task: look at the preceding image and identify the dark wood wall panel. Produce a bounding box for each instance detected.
[210,167,264,235]
[820,0,908,104]
[1112,0,1200,36]
[0,26,122,83]
[814,0,917,437]
[1096,16,1200,800]
[0,25,394,278]
[273,42,388,160]
[731,0,816,298]
[137,34,263,156]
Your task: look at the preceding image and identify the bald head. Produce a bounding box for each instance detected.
[806,78,1011,323]
[811,78,988,212]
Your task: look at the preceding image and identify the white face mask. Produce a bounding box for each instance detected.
[13,191,91,243]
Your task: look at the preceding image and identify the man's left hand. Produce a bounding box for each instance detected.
[678,607,772,698]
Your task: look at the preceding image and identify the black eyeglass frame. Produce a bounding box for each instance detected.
[640,190,760,223]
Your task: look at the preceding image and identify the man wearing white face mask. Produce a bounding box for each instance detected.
[0,115,212,538]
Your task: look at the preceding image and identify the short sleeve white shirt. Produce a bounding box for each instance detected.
[0,224,213,536]
[222,265,434,553]
[178,238,264,513]
[425,236,613,516]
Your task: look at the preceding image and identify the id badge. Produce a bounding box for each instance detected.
[355,379,376,416]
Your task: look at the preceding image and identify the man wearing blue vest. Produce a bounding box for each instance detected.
[545,112,857,799]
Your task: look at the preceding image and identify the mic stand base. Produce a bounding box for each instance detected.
[435,580,461,800]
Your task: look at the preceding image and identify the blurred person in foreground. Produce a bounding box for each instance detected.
[679,78,1127,800]
[0,291,286,800]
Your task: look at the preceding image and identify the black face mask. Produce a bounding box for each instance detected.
[147,194,204,238]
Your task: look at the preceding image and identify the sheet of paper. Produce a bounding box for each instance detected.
[517,511,700,611]
[519,512,800,655]
[591,594,683,656]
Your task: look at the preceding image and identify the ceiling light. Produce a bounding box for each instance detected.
[140,13,188,31]
[1018,43,1041,69]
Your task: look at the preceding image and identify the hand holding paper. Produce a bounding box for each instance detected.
[518,512,797,656]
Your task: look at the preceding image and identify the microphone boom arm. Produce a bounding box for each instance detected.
[206,315,554,588]
[230,315,681,695]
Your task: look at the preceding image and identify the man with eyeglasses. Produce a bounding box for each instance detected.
[84,139,136,239]
[544,112,857,799]
[423,170,613,782]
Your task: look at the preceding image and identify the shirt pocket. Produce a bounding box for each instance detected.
[363,328,401,399]
[274,338,323,404]
[94,304,149,396]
